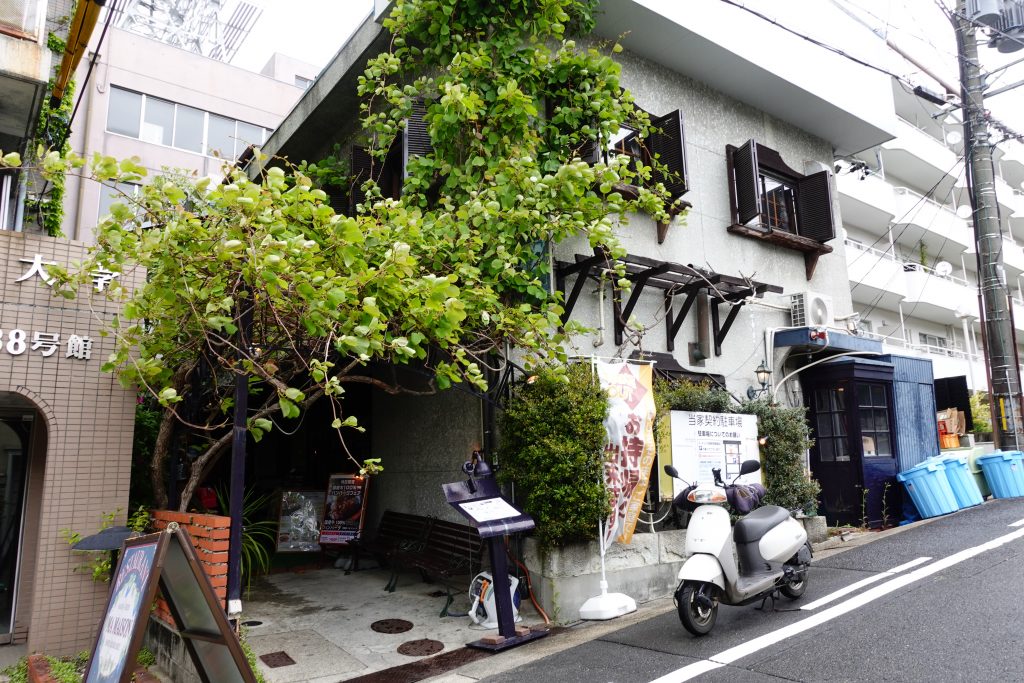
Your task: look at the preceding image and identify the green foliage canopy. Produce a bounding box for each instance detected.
[20,0,682,509]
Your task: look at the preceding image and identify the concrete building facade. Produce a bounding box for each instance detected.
[262,0,906,531]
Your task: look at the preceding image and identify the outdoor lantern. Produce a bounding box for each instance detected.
[754,362,770,388]
[747,362,771,400]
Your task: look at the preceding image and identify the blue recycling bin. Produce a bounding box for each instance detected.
[897,460,959,519]
[930,454,983,508]
[977,451,1024,499]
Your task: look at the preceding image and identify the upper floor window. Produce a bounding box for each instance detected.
[580,110,689,204]
[727,139,836,279]
[106,86,269,160]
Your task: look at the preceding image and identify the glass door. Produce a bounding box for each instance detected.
[0,420,29,640]
[809,384,863,525]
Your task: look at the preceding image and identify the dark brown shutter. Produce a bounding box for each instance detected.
[349,145,373,215]
[403,97,433,176]
[648,110,688,199]
[578,136,601,165]
[796,170,835,242]
[733,139,761,225]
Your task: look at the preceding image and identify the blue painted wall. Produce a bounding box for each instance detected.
[882,355,940,471]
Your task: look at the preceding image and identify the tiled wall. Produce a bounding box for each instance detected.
[0,231,139,654]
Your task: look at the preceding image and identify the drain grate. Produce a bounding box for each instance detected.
[371,618,414,634]
[397,639,444,657]
[427,590,446,598]
[259,651,296,668]
[241,620,263,627]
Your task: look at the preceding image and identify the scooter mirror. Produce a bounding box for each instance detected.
[664,464,680,478]
[739,459,761,476]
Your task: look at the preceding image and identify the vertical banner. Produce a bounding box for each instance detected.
[596,361,657,545]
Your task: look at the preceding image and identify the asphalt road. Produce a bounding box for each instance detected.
[482,498,1024,683]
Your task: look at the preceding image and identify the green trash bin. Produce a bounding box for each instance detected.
[967,448,992,499]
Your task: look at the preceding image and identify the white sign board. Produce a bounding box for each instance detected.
[669,411,762,497]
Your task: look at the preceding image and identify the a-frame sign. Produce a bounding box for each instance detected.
[84,523,257,683]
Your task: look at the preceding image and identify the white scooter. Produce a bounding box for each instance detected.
[665,460,812,636]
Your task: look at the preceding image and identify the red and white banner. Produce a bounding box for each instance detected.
[595,361,656,545]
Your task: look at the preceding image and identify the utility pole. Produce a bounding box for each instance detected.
[954,0,1024,450]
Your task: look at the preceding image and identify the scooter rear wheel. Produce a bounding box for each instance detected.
[780,574,807,599]
[677,581,718,636]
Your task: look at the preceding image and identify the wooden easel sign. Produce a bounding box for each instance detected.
[85,524,256,683]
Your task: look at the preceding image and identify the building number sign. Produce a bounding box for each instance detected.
[7,254,107,362]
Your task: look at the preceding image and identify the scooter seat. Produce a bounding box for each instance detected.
[733,505,791,543]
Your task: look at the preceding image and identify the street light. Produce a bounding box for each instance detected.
[747,361,771,400]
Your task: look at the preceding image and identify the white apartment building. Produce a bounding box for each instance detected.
[60,21,319,243]
[840,75,1024,394]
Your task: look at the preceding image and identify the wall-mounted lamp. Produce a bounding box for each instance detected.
[746,361,771,400]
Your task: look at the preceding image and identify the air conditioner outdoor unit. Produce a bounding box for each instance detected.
[791,292,835,328]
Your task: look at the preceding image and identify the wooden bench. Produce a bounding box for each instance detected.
[349,511,434,588]
[395,518,485,614]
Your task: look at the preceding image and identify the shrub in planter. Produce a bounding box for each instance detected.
[498,364,610,548]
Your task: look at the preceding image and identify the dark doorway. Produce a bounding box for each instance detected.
[0,398,37,642]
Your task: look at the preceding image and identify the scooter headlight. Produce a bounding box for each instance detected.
[687,488,727,504]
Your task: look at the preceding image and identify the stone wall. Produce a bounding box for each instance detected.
[523,530,687,624]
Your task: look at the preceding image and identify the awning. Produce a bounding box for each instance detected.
[773,327,884,354]
[50,0,106,107]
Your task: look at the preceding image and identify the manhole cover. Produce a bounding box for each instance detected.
[397,639,444,657]
[371,618,414,634]
[259,651,296,668]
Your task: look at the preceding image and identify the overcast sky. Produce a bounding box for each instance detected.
[229,0,1023,130]
[231,0,373,74]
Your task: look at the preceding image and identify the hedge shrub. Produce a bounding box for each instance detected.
[498,364,610,548]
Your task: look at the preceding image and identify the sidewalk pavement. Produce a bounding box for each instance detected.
[232,523,921,683]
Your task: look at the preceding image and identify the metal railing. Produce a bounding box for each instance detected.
[896,116,958,153]
[892,186,963,220]
[844,239,971,286]
[857,329,981,361]
[0,0,43,39]
[844,238,899,262]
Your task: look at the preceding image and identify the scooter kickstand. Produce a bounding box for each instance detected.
[757,592,777,612]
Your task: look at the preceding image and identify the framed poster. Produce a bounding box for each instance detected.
[86,538,160,683]
[320,474,369,545]
[276,491,326,552]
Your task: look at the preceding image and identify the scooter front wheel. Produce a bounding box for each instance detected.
[676,581,718,636]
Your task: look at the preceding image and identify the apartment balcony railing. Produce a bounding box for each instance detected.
[0,0,44,40]
[836,171,895,232]
[881,118,962,196]
[845,239,908,306]
[903,261,978,324]
[892,186,973,253]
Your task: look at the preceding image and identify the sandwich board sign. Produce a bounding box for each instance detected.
[85,524,256,683]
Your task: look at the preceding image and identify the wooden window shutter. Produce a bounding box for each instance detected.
[733,139,761,225]
[578,136,601,165]
[796,170,835,242]
[648,109,688,200]
[403,97,433,176]
[349,145,374,215]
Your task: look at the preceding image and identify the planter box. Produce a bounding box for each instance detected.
[523,530,687,624]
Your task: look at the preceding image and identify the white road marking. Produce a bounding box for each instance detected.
[649,526,1024,683]
[799,556,932,611]
[1009,518,1024,527]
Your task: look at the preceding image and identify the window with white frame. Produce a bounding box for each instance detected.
[106,86,269,159]
[97,182,141,223]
